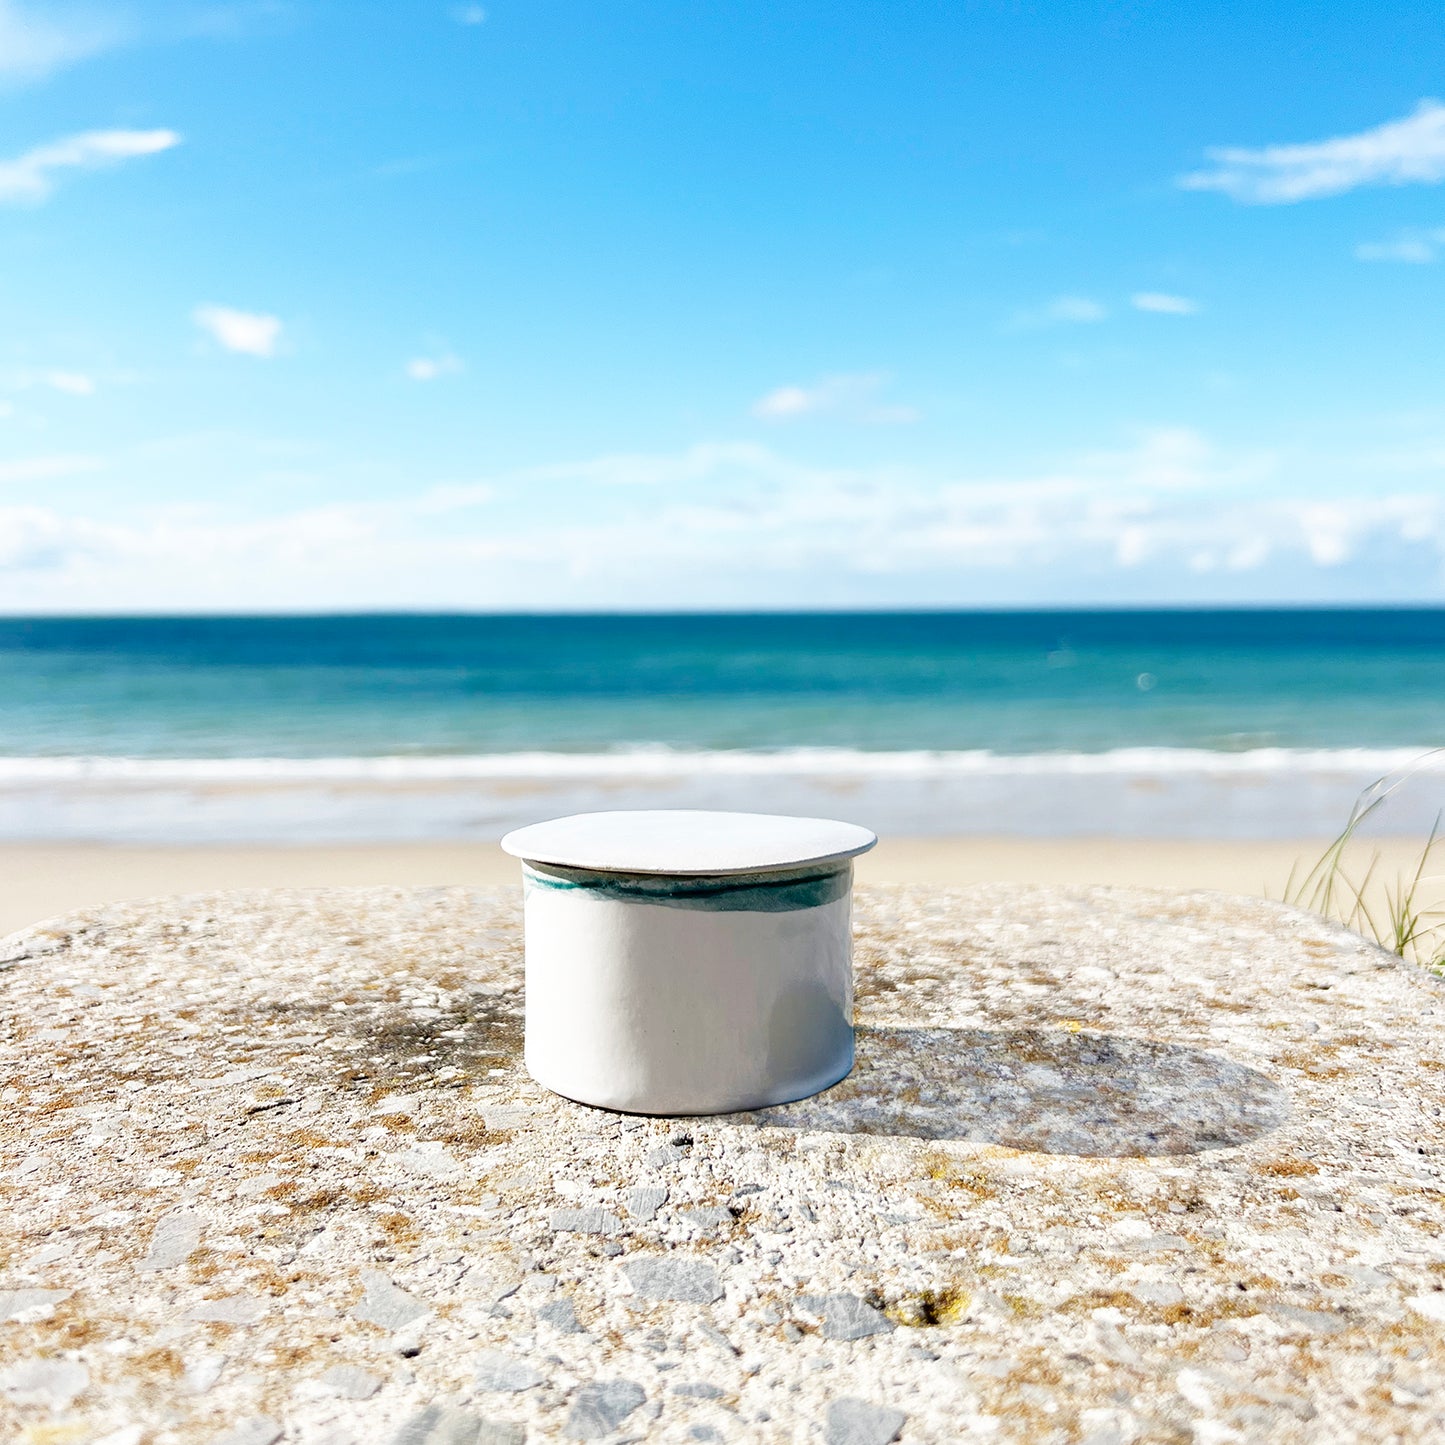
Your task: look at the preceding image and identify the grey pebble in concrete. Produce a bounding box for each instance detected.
[391,1405,525,1445]
[825,1397,907,1445]
[550,1208,623,1236]
[353,1270,430,1332]
[0,1288,70,1321]
[183,1296,267,1326]
[671,1381,724,1400]
[535,1297,586,1334]
[473,1351,546,1393]
[316,1364,383,1401]
[0,1358,89,1409]
[625,1185,668,1221]
[679,1206,732,1229]
[624,1257,723,1304]
[564,1380,646,1440]
[803,1294,895,1341]
[136,1210,202,1272]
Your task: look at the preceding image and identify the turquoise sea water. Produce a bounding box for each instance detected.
[3,610,1444,757]
[2,610,1443,839]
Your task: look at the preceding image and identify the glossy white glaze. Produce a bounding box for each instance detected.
[500,809,876,876]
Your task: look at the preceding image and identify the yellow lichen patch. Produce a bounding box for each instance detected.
[376,1211,420,1248]
[31,1093,79,1115]
[424,1117,511,1151]
[886,1285,972,1327]
[131,1346,185,1379]
[923,1153,998,1201]
[186,1248,224,1282]
[1002,1292,1045,1319]
[24,1303,110,1350]
[285,1127,346,1149]
[288,1186,345,1213]
[1257,1157,1320,1178]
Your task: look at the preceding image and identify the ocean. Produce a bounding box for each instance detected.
[3,610,1443,842]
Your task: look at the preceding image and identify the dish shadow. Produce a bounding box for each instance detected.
[741,1026,1288,1157]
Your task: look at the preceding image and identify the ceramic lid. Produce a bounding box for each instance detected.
[500,809,877,876]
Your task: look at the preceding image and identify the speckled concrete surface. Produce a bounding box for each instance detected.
[1,884,1443,1445]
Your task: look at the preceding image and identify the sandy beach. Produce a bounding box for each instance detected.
[5,834,1440,939]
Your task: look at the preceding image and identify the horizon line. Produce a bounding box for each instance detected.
[2,602,1445,623]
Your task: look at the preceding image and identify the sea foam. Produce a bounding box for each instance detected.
[0,745,1439,784]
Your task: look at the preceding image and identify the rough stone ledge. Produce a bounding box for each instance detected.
[1,883,1443,1444]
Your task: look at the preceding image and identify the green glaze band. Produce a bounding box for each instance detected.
[522,861,850,912]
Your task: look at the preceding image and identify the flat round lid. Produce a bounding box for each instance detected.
[500,809,877,876]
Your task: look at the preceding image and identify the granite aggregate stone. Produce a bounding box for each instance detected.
[535,1297,586,1334]
[564,1378,646,1438]
[624,1257,724,1304]
[825,1395,908,1445]
[472,1351,545,1393]
[1,882,1443,1442]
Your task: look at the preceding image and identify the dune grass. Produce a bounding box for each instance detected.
[1281,760,1445,973]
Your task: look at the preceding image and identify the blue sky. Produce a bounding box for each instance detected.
[1,0,1443,611]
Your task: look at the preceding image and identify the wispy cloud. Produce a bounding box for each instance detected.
[3,367,98,396]
[0,453,103,484]
[1355,228,1445,263]
[751,373,919,424]
[0,127,181,205]
[3,432,1443,609]
[193,305,283,358]
[406,352,464,381]
[1009,295,1108,330]
[451,4,486,23]
[0,0,123,86]
[44,368,95,395]
[1132,292,1199,315]
[1179,99,1445,204]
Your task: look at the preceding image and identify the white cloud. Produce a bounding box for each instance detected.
[0,127,181,204]
[452,4,486,23]
[0,453,103,483]
[3,433,1443,610]
[1050,296,1107,323]
[193,305,283,358]
[0,0,122,86]
[1180,99,1445,204]
[44,369,95,395]
[1132,292,1199,315]
[1355,228,1445,263]
[1009,295,1108,329]
[751,373,919,424]
[2,367,98,396]
[406,352,464,381]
